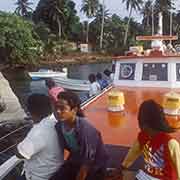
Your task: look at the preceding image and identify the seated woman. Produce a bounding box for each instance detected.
[96,72,108,90]
[52,91,108,180]
[88,73,101,97]
[121,99,180,180]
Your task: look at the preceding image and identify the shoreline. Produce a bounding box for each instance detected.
[39,53,113,68]
[1,53,113,72]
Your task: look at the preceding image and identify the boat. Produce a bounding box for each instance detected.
[28,68,67,80]
[2,13,180,180]
[53,77,90,91]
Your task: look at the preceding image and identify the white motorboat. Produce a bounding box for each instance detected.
[53,77,90,91]
[28,68,67,80]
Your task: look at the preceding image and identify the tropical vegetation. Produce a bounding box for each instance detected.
[0,0,180,66]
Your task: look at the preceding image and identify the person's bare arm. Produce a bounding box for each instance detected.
[76,165,89,180]
[168,139,180,179]
[122,139,142,168]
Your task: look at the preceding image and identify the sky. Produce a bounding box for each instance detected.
[0,0,180,22]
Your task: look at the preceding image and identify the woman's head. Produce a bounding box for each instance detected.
[96,72,102,80]
[45,78,55,89]
[103,69,111,77]
[55,91,84,122]
[138,99,173,133]
[27,94,52,122]
[88,73,96,83]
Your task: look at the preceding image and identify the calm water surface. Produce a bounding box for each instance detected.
[12,63,112,109]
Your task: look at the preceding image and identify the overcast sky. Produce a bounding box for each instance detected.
[0,0,180,22]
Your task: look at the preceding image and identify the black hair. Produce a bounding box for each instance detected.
[112,64,115,73]
[103,69,112,77]
[45,78,55,89]
[57,91,84,117]
[138,99,173,133]
[88,73,96,83]
[96,72,102,80]
[27,94,52,119]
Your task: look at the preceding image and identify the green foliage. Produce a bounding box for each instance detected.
[33,0,81,40]
[34,21,50,43]
[0,12,43,65]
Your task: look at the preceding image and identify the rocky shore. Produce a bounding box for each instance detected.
[0,72,26,123]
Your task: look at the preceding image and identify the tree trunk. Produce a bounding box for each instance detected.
[57,18,62,38]
[123,6,132,46]
[100,0,105,49]
[86,21,89,44]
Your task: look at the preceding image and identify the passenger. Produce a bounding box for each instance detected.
[166,43,176,53]
[88,73,101,97]
[51,91,108,180]
[16,94,64,180]
[96,72,108,90]
[45,78,64,105]
[120,99,180,180]
[103,69,114,83]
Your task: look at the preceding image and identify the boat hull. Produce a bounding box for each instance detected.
[28,72,67,80]
[53,77,90,91]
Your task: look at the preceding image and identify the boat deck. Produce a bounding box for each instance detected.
[83,86,180,171]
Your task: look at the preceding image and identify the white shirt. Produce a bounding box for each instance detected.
[89,81,101,97]
[136,169,160,180]
[17,114,63,180]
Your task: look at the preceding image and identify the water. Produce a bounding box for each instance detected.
[10,62,112,109]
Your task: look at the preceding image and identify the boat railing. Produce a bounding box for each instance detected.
[81,84,113,109]
[0,123,31,179]
[0,156,22,179]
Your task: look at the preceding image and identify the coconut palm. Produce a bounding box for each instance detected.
[154,0,175,35]
[100,0,105,49]
[48,0,65,38]
[81,0,100,43]
[15,0,33,17]
[141,0,152,30]
[122,0,143,45]
[89,4,110,48]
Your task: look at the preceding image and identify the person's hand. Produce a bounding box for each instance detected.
[106,168,122,180]
[106,165,128,180]
[76,165,88,180]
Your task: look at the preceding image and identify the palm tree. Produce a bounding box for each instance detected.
[100,0,105,49]
[81,0,99,43]
[15,0,33,17]
[48,0,66,38]
[141,0,152,31]
[122,0,143,45]
[154,0,175,35]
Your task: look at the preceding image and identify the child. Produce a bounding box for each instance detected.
[121,99,180,180]
[45,78,64,105]
[52,91,108,180]
[88,73,101,97]
[16,94,64,180]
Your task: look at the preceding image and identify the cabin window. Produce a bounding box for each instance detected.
[176,63,180,81]
[119,63,136,80]
[142,63,168,81]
